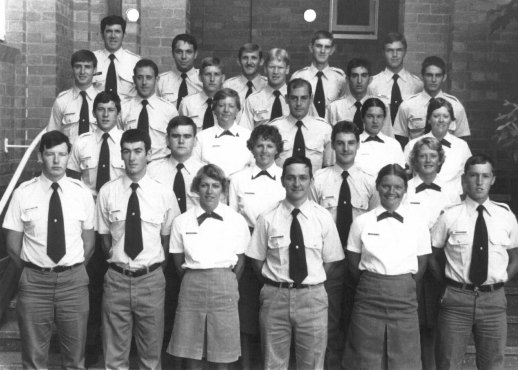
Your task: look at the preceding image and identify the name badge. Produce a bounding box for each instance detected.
[255,109,268,114]
[212,144,221,148]
[244,192,255,195]
[367,233,380,236]
[127,119,137,124]
[452,230,467,235]
[269,235,283,240]
[94,71,102,76]
[323,195,334,199]
[410,201,421,205]
[23,206,38,212]
[189,115,199,119]
[186,231,198,235]
[65,113,75,116]
[109,209,121,214]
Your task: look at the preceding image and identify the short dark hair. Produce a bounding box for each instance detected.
[421,56,446,75]
[120,129,151,153]
[375,164,408,189]
[361,98,386,118]
[246,125,284,159]
[311,30,334,46]
[238,43,262,59]
[346,58,371,76]
[200,57,223,74]
[287,78,312,97]
[382,32,407,50]
[71,50,97,69]
[172,33,198,52]
[167,116,197,136]
[332,121,360,144]
[281,156,313,180]
[212,88,241,111]
[101,15,126,34]
[93,91,121,113]
[426,97,455,123]
[133,59,159,78]
[408,136,445,173]
[464,154,496,174]
[191,164,227,193]
[39,130,71,153]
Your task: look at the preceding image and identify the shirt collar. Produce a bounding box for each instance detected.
[374,203,407,217]
[214,122,240,136]
[265,84,287,96]
[72,85,97,100]
[194,203,223,218]
[382,67,411,83]
[309,63,330,78]
[169,155,196,175]
[39,174,67,192]
[136,93,158,109]
[251,163,278,178]
[121,173,151,191]
[282,199,311,220]
[287,114,309,127]
[95,126,122,144]
[102,47,125,61]
[465,196,493,217]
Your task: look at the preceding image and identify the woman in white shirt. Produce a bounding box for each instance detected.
[343,164,431,369]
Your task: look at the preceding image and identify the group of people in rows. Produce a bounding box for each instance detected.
[3,13,518,370]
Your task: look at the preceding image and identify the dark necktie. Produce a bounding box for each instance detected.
[105,54,117,94]
[124,183,143,259]
[270,90,282,120]
[440,138,451,148]
[79,91,90,135]
[415,182,441,193]
[293,121,306,158]
[353,101,363,133]
[314,71,326,118]
[197,211,223,225]
[390,74,402,124]
[289,209,308,284]
[363,135,384,143]
[377,211,404,223]
[337,171,353,246]
[96,133,110,192]
[246,80,254,99]
[47,182,66,263]
[174,163,187,213]
[252,170,275,180]
[469,205,488,286]
[137,100,149,133]
[203,98,214,129]
[424,98,434,134]
[177,72,188,109]
[217,130,235,138]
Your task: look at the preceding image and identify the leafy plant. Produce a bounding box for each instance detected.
[488,0,518,34]
[493,100,518,162]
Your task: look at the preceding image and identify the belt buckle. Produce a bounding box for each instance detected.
[288,283,294,288]
[473,286,479,292]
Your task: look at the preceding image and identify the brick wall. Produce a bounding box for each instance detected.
[190,0,400,78]
[0,0,190,192]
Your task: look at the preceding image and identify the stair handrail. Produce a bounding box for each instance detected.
[0,128,47,216]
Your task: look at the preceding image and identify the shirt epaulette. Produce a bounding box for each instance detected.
[268,116,285,125]
[441,92,460,103]
[259,75,267,82]
[296,67,310,73]
[410,73,422,82]
[157,96,174,105]
[329,67,345,76]
[124,49,140,57]
[406,93,421,101]
[314,116,331,125]
[225,76,240,82]
[490,200,511,212]
[440,202,463,215]
[68,177,90,190]
[57,89,72,98]
[77,131,94,139]
[158,71,170,78]
[18,177,38,189]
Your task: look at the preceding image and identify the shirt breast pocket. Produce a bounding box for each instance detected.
[447,233,470,264]
[489,231,511,250]
[306,139,324,155]
[408,117,425,131]
[108,210,125,224]
[268,233,288,266]
[351,198,368,212]
[21,207,43,236]
[161,92,176,104]
[253,109,269,123]
[79,157,96,184]
[322,195,337,210]
[140,212,163,232]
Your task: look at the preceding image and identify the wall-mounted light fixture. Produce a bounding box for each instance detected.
[125,8,140,23]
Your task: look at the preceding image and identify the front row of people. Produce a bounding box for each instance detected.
[4,118,518,369]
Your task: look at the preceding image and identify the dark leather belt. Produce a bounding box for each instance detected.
[109,263,161,278]
[447,278,504,292]
[24,261,82,273]
[263,278,318,289]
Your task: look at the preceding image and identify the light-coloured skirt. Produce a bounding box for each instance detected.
[167,268,240,363]
[343,271,421,370]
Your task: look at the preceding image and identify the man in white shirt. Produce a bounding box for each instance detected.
[48,50,100,145]
[394,56,470,146]
[291,30,346,118]
[93,15,141,101]
[121,59,178,162]
[224,43,268,109]
[157,33,203,109]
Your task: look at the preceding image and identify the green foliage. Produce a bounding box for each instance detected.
[489,0,518,34]
[493,100,518,162]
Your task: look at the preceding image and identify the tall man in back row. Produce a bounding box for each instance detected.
[93,15,141,101]
[157,33,203,109]
[369,32,423,133]
[430,154,518,369]
[291,30,346,118]
[3,131,96,369]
